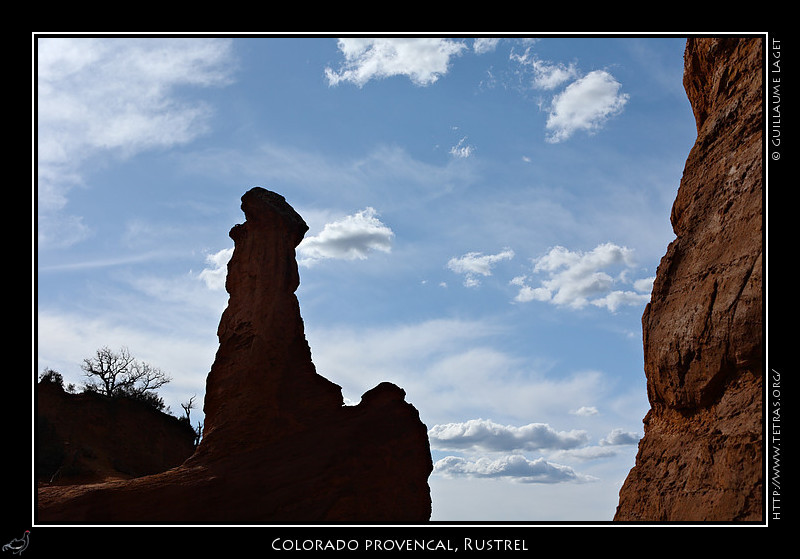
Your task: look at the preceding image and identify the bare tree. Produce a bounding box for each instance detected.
[181,395,196,423]
[81,346,135,396]
[194,420,204,446]
[82,346,171,407]
[127,359,171,395]
[180,395,204,446]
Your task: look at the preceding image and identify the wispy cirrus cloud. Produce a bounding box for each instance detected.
[510,47,578,90]
[304,317,613,428]
[37,37,236,248]
[472,38,502,55]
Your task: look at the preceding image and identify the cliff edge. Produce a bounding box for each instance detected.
[37,187,433,523]
[37,382,196,485]
[614,37,763,521]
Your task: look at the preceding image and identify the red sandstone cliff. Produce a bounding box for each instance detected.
[37,187,433,523]
[614,37,763,521]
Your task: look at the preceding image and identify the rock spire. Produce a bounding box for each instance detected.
[38,187,433,523]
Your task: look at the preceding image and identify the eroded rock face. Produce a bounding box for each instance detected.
[36,382,196,484]
[193,188,345,461]
[614,38,763,521]
[37,187,433,523]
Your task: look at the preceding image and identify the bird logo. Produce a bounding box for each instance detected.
[2,531,29,555]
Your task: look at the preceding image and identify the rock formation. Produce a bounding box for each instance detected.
[614,37,763,521]
[37,381,196,484]
[37,187,433,523]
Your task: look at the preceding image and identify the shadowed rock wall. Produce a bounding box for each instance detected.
[36,382,196,484]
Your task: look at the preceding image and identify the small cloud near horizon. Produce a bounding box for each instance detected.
[433,454,597,484]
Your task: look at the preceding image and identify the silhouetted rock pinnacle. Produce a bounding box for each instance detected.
[38,187,433,523]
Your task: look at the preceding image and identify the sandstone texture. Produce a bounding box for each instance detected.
[614,37,763,521]
[37,187,433,523]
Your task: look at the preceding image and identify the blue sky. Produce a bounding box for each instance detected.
[35,35,697,522]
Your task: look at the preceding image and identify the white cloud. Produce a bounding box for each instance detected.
[428,419,589,453]
[473,38,501,54]
[510,48,578,91]
[449,136,475,159]
[507,47,629,143]
[325,38,467,87]
[447,248,514,287]
[545,70,629,143]
[197,247,234,290]
[513,285,552,303]
[598,428,640,446]
[37,37,235,248]
[463,276,482,288]
[633,276,655,293]
[572,406,599,417]
[512,243,651,311]
[548,446,619,462]
[591,290,651,312]
[297,207,394,265]
[433,454,596,484]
